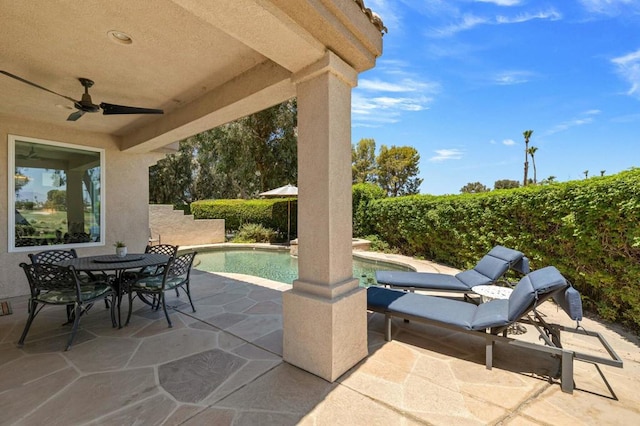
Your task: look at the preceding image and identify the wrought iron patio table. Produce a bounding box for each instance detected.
[58,253,170,327]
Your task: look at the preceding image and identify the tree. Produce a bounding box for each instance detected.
[14,168,30,196]
[46,189,66,211]
[583,170,589,179]
[149,141,197,205]
[376,145,423,196]
[149,99,298,203]
[460,182,490,194]
[600,170,606,177]
[527,146,538,184]
[352,138,377,183]
[238,99,297,193]
[540,175,557,185]
[522,130,533,186]
[494,179,520,190]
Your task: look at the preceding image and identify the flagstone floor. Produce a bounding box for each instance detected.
[1,253,639,425]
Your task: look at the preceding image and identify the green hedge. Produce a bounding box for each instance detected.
[190,198,297,238]
[366,169,640,331]
[352,183,386,237]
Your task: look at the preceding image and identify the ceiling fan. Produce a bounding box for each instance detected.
[17,145,39,160]
[1,70,163,121]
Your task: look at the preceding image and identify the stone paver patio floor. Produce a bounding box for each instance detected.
[1,253,639,425]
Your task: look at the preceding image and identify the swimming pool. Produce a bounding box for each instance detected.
[194,249,413,286]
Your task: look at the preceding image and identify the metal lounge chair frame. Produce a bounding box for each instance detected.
[367,266,623,393]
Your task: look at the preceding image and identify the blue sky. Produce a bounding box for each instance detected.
[351,0,640,195]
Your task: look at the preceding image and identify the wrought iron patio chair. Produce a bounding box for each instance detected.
[123,244,179,308]
[126,251,197,327]
[29,248,79,265]
[19,262,116,351]
[29,248,111,312]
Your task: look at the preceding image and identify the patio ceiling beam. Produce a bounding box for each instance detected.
[120,60,295,153]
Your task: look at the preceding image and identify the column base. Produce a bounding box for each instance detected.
[282,282,368,382]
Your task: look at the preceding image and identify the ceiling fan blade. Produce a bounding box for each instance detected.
[100,103,163,115]
[1,70,78,103]
[67,110,85,121]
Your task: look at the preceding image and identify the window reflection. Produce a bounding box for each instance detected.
[11,137,103,250]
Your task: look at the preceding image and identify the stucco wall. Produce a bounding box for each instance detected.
[149,204,224,247]
[0,115,160,298]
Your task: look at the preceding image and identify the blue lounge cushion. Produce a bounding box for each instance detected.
[375,271,471,291]
[375,245,526,292]
[470,299,510,330]
[367,286,478,329]
[455,269,493,288]
[472,254,511,281]
[508,266,567,322]
[487,245,524,264]
[553,286,583,321]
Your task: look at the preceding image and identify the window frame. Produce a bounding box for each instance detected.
[8,134,106,252]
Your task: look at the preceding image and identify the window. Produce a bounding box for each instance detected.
[9,135,105,252]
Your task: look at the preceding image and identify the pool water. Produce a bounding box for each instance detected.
[195,249,413,286]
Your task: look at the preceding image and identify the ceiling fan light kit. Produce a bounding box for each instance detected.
[0,70,163,121]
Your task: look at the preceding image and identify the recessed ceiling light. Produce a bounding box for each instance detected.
[107,30,133,45]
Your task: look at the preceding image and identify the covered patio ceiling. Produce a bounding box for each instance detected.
[0,0,384,152]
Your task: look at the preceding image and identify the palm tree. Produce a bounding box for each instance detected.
[600,170,606,177]
[584,170,589,179]
[527,146,538,184]
[522,130,533,186]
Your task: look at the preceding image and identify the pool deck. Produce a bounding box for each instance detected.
[1,251,639,425]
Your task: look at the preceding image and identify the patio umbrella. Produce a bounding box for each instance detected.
[259,184,297,243]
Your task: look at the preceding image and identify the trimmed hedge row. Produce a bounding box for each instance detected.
[364,169,640,331]
[352,183,386,237]
[190,198,297,238]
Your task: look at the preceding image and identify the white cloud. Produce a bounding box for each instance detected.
[612,49,640,97]
[545,111,599,136]
[352,62,439,127]
[475,0,521,6]
[496,9,562,24]
[429,14,489,37]
[358,78,439,93]
[494,70,534,85]
[503,139,516,146]
[428,7,561,37]
[429,149,464,162]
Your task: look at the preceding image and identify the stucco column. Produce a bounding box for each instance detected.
[283,51,367,382]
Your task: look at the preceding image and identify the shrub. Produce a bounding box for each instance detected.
[352,183,386,237]
[191,198,296,242]
[233,223,276,243]
[363,234,400,254]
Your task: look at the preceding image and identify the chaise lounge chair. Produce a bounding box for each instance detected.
[367,266,623,393]
[375,245,529,299]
